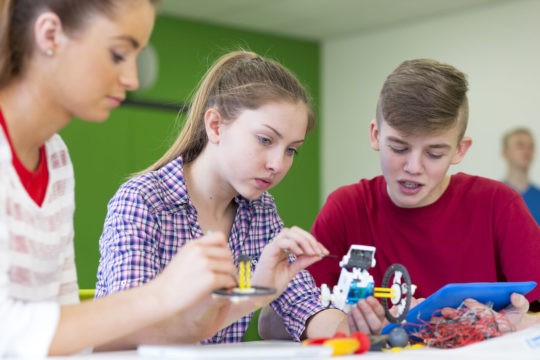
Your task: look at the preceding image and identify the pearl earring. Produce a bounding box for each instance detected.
[46,48,54,57]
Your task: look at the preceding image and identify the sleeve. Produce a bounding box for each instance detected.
[494,190,540,302]
[0,295,60,357]
[307,189,353,288]
[270,270,327,341]
[95,182,162,297]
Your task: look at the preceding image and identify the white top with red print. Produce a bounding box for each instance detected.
[0,126,79,357]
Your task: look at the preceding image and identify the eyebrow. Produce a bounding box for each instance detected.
[113,35,140,49]
[387,136,451,149]
[264,124,304,144]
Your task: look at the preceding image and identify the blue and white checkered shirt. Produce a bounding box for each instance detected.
[95,157,325,343]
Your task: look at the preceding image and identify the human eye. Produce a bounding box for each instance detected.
[389,145,407,154]
[110,50,125,64]
[427,152,444,159]
[286,147,298,157]
[257,135,272,146]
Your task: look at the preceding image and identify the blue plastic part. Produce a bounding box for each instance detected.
[346,280,374,304]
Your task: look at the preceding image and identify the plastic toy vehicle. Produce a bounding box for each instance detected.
[320,245,414,323]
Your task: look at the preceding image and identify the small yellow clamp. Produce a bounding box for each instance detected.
[238,255,251,290]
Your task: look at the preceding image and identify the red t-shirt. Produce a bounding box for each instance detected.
[0,110,48,206]
[309,174,540,303]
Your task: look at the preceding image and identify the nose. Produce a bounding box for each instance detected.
[266,150,289,174]
[403,152,423,175]
[119,59,140,91]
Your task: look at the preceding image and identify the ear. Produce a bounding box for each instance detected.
[204,108,223,144]
[369,118,381,151]
[34,12,63,56]
[451,136,473,165]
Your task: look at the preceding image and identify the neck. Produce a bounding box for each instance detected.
[183,151,237,230]
[0,77,71,169]
[505,168,529,193]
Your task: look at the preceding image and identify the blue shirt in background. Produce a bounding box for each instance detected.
[522,184,540,225]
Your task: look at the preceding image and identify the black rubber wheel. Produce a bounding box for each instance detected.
[381,263,412,324]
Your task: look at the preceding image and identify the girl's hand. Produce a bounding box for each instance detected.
[155,232,237,312]
[251,226,329,295]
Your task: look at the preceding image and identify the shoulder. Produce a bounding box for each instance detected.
[327,175,384,202]
[45,134,70,161]
[45,134,72,170]
[108,171,171,216]
[449,173,522,203]
[451,172,514,192]
[112,157,189,212]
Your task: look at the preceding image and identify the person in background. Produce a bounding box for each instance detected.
[95,50,372,348]
[0,0,240,356]
[502,127,540,224]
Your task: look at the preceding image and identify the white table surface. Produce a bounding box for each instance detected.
[47,324,540,360]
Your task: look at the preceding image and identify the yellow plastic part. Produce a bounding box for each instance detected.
[373,293,395,298]
[238,259,251,289]
[323,338,360,355]
[374,287,395,298]
[79,289,95,301]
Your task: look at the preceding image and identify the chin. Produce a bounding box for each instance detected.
[76,113,110,123]
[392,194,422,208]
[240,190,264,201]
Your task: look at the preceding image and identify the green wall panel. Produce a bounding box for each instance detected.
[60,15,320,292]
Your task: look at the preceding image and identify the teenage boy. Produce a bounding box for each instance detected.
[304,59,540,334]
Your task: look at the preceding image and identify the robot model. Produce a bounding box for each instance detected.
[320,245,414,323]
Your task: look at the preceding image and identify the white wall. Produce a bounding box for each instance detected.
[321,0,540,200]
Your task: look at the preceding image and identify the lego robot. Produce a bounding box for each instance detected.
[320,245,414,323]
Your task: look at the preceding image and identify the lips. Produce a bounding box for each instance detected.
[400,181,421,189]
[398,180,423,195]
[255,177,272,190]
[107,95,125,108]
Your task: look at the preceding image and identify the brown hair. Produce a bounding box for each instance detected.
[0,0,159,88]
[502,127,534,149]
[143,50,315,172]
[376,58,469,141]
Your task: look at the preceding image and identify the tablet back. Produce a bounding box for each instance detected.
[382,281,537,335]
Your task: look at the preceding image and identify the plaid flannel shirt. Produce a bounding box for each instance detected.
[95,157,325,343]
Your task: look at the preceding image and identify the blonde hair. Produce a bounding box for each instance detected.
[142,50,315,172]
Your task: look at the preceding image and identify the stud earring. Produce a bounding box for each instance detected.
[45,48,54,57]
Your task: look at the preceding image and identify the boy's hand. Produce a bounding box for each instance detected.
[497,293,530,331]
[436,293,530,333]
[347,297,386,335]
[347,296,424,335]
